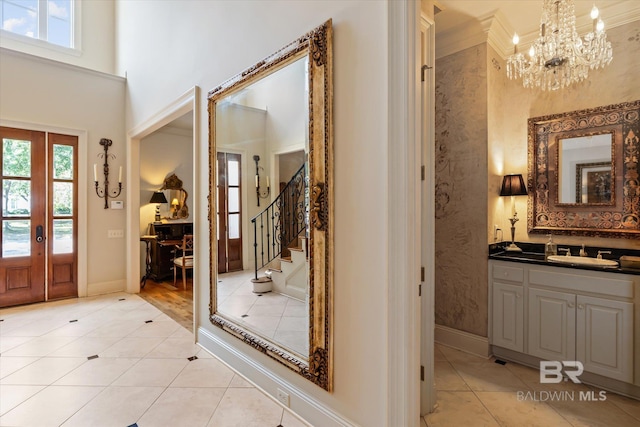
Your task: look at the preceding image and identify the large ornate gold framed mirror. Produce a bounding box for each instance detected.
[528,100,640,238]
[208,20,333,391]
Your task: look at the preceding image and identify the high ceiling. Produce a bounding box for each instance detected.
[432,0,639,58]
[434,0,629,36]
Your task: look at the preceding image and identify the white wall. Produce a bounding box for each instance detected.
[117,1,390,425]
[0,0,116,75]
[0,48,126,294]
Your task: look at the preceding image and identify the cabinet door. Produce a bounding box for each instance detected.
[492,282,524,352]
[576,295,633,383]
[528,288,576,362]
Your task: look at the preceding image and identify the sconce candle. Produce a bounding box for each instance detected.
[252,155,270,206]
[94,138,123,209]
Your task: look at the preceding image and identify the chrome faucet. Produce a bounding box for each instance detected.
[579,244,588,257]
[597,250,611,260]
[558,248,571,256]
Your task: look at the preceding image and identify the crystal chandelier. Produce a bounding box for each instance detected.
[506,0,613,91]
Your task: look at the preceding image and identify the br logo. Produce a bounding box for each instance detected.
[540,361,584,384]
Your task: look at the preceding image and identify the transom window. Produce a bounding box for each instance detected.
[1,0,74,48]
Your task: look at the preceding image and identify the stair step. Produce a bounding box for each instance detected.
[266,268,282,275]
[289,247,304,252]
[280,256,292,263]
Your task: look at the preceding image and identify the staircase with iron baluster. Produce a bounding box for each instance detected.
[250,163,307,294]
[264,236,308,300]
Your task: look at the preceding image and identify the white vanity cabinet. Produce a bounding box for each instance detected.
[527,288,633,382]
[528,287,576,362]
[491,264,524,352]
[576,295,633,383]
[490,260,637,386]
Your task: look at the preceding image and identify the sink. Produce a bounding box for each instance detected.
[547,255,618,268]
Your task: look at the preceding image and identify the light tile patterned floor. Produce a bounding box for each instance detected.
[217,270,308,356]
[0,293,309,427]
[423,344,640,427]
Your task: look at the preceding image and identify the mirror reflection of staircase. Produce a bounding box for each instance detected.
[264,236,308,300]
[251,163,308,297]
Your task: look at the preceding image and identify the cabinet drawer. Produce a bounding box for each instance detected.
[493,264,524,283]
[529,268,634,298]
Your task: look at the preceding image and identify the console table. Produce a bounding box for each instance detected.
[147,221,193,281]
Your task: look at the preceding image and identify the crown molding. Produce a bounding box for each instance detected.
[436,1,640,60]
[0,46,124,82]
[435,9,497,59]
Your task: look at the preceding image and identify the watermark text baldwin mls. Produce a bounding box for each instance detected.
[517,390,607,402]
[516,361,607,402]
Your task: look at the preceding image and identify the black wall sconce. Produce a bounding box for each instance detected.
[253,155,270,206]
[94,138,123,209]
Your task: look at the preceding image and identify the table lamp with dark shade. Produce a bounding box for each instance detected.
[149,191,168,222]
[500,174,528,252]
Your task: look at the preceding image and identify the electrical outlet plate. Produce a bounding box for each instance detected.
[108,229,124,238]
[276,388,290,407]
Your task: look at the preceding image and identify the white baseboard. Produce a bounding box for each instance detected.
[87,279,126,296]
[434,324,490,358]
[197,326,356,427]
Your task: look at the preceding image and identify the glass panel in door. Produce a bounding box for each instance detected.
[216,152,243,273]
[0,128,46,308]
[47,135,78,300]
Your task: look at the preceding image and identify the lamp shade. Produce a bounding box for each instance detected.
[500,174,528,196]
[149,191,168,204]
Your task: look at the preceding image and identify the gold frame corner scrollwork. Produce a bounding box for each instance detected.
[207,19,334,392]
[527,100,640,238]
[310,183,326,231]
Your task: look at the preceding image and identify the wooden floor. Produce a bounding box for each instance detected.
[138,277,193,332]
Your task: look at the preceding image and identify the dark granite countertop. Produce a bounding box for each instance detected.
[489,242,640,276]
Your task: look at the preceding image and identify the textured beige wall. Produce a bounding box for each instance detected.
[435,44,489,337]
[435,21,640,338]
[491,21,640,251]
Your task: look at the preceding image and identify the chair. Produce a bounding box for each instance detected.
[173,234,194,289]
